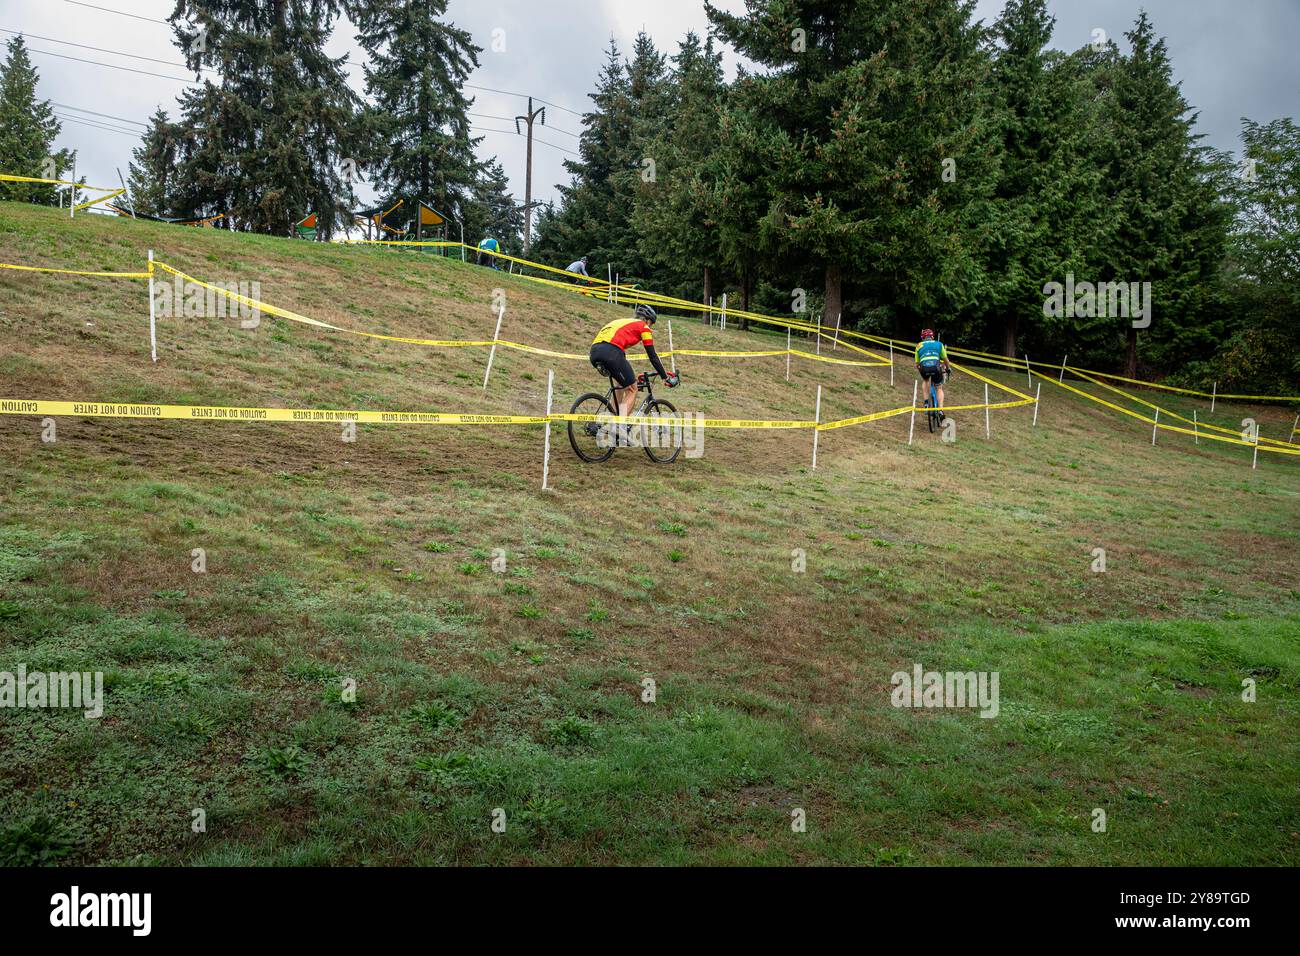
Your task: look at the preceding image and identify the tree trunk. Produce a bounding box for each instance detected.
[1001,314,1017,358]
[740,265,752,330]
[702,266,712,325]
[1124,328,1138,378]
[824,263,843,335]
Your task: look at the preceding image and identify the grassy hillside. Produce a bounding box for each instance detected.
[1,201,1297,866]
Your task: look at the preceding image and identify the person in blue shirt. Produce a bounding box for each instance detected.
[478,236,501,269]
[914,328,951,422]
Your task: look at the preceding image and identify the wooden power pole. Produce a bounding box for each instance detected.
[515,97,546,255]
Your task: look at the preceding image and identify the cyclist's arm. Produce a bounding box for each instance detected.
[644,343,669,379]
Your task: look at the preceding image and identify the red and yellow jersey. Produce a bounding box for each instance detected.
[592,317,654,352]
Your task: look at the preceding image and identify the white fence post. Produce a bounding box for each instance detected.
[541,369,554,490]
[1290,413,1298,445]
[1193,409,1199,444]
[908,379,918,446]
[721,293,727,331]
[889,342,894,387]
[1032,382,1041,427]
[984,383,991,439]
[1025,353,1032,387]
[482,305,505,391]
[1211,382,1217,413]
[811,385,822,470]
[69,154,76,219]
[667,320,676,374]
[1151,408,1160,445]
[832,312,842,351]
[785,328,791,382]
[147,249,157,363]
[1059,354,1067,384]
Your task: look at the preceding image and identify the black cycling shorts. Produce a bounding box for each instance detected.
[919,362,945,384]
[590,341,636,388]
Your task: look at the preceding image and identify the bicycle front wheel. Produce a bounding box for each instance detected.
[567,393,617,463]
[641,399,682,464]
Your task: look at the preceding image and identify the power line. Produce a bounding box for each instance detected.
[56,0,591,119]
[27,47,194,83]
[1,28,210,73]
[470,125,578,157]
[54,112,140,137]
[52,102,148,128]
[62,1,169,26]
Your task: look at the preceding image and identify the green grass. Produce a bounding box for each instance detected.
[0,200,1298,865]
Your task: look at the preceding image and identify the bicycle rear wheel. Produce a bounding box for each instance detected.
[567,393,617,463]
[640,399,682,464]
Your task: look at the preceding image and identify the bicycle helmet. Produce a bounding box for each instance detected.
[920,328,935,340]
[635,303,657,325]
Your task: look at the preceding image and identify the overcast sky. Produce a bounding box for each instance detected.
[4,0,1297,213]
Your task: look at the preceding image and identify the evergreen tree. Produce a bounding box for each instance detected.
[352,0,483,232]
[631,32,727,304]
[469,158,522,253]
[127,108,183,216]
[1213,117,1300,391]
[0,35,71,205]
[985,0,1105,357]
[706,0,1000,332]
[1092,12,1230,376]
[534,33,668,280]
[167,0,363,236]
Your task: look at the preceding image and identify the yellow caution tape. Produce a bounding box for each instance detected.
[551,412,816,430]
[0,261,149,278]
[0,398,547,426]
[0,173,126,211]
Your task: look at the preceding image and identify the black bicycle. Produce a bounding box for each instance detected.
[924,367,951,433]
[568,369,683,464]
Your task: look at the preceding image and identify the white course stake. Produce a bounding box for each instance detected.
[785,328,791,382]
[832,312,842,351]
[541,369,554,490]
[984,383,991,439]
[1253,435,1260,470]
[1193,409,1199,444]
[482,305,505,391]
[147,249,157,363]
[889,342,894,387]
[1290,413,1299,445]
[811,385,822,470]
[1032,382,1041,427]
[1211,381,1217,413]
[1025,353,1032,387]
[816,318,822,356]
[721,293,727,331]
[1151,408,1160,445]
[1059,354,1067,384]
[908,379,919,446]
[667,320,676,374]
[69,155,75,219]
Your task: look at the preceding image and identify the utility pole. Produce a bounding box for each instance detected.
[515,97,546,255]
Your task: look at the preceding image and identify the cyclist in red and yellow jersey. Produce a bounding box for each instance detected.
[589,304,678,430]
